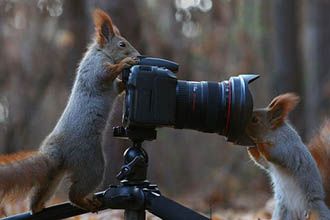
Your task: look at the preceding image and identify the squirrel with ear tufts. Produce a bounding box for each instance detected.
[246,93,330,220]
[0,9,140,213]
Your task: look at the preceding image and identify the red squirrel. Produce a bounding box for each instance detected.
[0,9,140,213]
[246,93,330,220]
[308,119,330,207]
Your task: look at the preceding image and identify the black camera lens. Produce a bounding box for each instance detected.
[121,56,259,145]
[175,74,259,145]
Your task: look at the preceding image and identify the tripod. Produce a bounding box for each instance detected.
[1,127,210,220]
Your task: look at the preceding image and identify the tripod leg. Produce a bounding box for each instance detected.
[146,193,210,220]
[124,210,145,220]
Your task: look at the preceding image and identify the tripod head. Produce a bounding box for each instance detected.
[113,126,157,143]
[116,144,148,183]
[113,126,154,184]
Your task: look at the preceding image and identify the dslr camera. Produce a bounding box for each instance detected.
[118,56,259,145]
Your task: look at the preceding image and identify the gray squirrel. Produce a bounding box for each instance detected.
[246,93,330,219]
[0,9,139,213]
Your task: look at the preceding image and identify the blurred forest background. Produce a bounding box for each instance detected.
[1,0,330,218]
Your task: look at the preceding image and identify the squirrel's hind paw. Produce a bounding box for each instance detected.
[0,207,7,217]
[71,195,102,213]
[30,203,45,214]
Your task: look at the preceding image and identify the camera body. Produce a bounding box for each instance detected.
[120,56,259,145]
[122,57,180,129]
[123,65,177,127]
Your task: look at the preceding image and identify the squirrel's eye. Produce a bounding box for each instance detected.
[118,41,126,48]
[251,116,259,124]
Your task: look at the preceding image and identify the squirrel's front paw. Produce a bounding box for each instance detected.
[71,195,102,213]
[247,146,261,161]
[114,78,126,94]
[119,56,139,68]
[256,143,274,162]
[105,57,139,82]
[247,146,269,169]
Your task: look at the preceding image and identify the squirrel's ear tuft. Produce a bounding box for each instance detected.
[267,93,300,128]
[93,9,115,47]
[113,25,121,36]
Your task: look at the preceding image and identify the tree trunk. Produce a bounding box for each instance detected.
[271,0,304,137]
[303,0,330,139]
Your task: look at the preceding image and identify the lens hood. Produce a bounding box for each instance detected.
[226,74,259,146]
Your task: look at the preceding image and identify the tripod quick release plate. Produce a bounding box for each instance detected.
[113,126,157,142]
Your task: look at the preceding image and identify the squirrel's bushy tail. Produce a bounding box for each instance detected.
[0,151,51,203]
[308,119,330,205]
